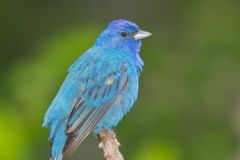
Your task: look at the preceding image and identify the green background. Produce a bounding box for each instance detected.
[0,0,239,160]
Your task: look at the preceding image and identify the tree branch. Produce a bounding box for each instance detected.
[97,130,124,160]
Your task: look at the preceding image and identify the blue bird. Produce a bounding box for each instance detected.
[42,19,151,160]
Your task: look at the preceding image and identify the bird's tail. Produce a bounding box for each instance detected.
[49,119,68,160]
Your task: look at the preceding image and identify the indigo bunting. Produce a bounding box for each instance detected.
[42,19,151,160]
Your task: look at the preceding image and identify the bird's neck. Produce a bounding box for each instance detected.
[112,46,144,73]
[94,39,144,72]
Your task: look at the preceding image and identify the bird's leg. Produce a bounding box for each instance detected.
[97,129,124,160]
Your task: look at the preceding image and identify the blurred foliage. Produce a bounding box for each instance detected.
[0,0,240,160]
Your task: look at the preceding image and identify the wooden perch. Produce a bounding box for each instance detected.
[97,130,124,160]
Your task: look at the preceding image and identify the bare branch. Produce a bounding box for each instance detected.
[97,130,124,160]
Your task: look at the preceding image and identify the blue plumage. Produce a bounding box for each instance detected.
[42,19,151,160]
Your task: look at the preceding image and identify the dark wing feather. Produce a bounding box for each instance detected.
[63,63,129,155]
[64,100,115,155]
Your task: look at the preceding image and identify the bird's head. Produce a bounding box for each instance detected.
[95,19,151,53]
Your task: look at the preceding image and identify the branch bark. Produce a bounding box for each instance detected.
[97,130,124,160]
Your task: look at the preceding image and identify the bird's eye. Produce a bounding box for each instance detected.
[121,32,129,38]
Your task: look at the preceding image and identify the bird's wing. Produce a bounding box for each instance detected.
[63,61,129,155]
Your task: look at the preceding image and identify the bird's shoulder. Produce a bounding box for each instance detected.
[68,47,135,75]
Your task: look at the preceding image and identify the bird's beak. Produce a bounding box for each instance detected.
[134,30,152,40]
